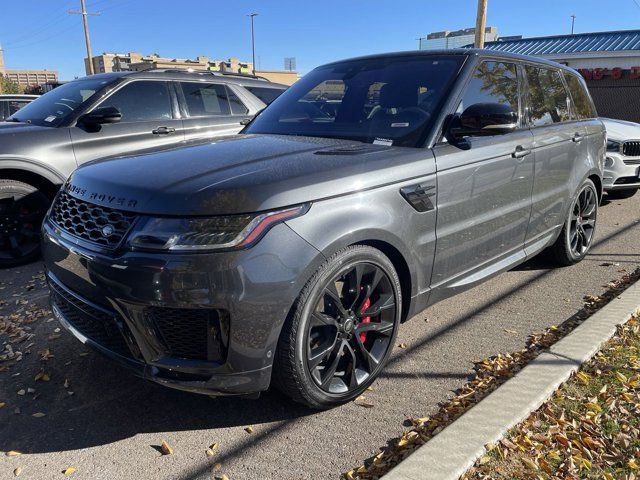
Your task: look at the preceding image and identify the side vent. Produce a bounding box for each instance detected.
[400,184,435,212]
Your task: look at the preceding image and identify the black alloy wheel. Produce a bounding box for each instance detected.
[274,245,401,409]
[568,182,597,257]
[0,180,50,268]
[307,261,396,394]
[547,178,599,266]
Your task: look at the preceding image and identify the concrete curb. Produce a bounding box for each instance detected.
[382,280,640,480]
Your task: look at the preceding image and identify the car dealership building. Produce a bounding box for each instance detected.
[477,29,640,122]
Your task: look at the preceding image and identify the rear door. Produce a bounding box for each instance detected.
[523,66,583,246]
[177,81,247,142]
[69,80,184,165]
[430,60,535,300]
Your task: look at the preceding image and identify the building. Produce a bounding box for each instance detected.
[419,27,498,50]
[477,29,640,122]
[0,46,58,89]
[86,51,300,85]
[86,52,253,75]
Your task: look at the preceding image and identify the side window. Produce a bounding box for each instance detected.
[458,61,520,117]
[180,82,230,117]
[245,86,285,105]
[8,101,30,116]
[100,81,173,122]
[227,87,249,115]
[525,67,571,126]
[564,73,597,119]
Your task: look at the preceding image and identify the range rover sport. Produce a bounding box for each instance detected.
[42,50,605,409]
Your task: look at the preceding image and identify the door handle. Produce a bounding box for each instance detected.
[512,146,531,159]
[572,133,584,143]
[152,126,176,135]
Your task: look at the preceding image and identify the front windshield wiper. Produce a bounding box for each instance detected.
[6,117,21,123]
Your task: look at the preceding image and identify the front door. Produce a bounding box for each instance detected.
[430,60,535,301]
[69,80,185,166]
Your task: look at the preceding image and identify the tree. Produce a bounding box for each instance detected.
[0,76,22,94]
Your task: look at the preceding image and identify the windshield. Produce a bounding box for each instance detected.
[246,55,463,147]
[8,78,115,127]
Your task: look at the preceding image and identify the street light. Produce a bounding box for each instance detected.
[248,13,258,75]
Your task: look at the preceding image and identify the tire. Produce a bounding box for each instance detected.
[0,179,51,268]
[546,178,598,266]
[607,188,638,200]
[273,245,402,409]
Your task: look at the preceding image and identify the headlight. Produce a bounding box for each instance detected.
[606,139,621,152]
[127,204,309,252]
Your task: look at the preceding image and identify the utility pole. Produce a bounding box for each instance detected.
[69,0,100,75]
[474,0,488,48]
[248,13,258,76]
[570,15,576,35]
[416,37,423,50]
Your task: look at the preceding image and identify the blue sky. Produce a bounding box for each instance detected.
[2,0,640,80]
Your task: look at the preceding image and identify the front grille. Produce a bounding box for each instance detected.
[49,191,137,249]
[147,307,228,362]
[622,141,640,157]
[49,280,134,359]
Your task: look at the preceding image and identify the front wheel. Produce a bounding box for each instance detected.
[547,179,598,266]
[273,245,401,409]
[0,180,51,268]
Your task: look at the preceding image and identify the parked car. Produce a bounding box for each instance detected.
[42,50,604,409]
[0,70,287,266]
[0,94,38,121]
[601,117,640,199]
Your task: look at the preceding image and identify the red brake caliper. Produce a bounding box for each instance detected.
[359,296,371,343]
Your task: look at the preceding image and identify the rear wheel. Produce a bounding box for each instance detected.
[0,180,51,268]
[274,245,401,409]
[547,179,598,266]
[607,188,637,200]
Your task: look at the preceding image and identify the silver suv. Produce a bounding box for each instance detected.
[0,70,286,266]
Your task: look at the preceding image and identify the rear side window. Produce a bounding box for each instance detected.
[180,82,230,116]
[563,73,597,119]
[245,86,285,105]
[227,87,249,115]
[8,101,30,116]
[525,67,571,126]
[457,61,520,117]
[101,81,173,122]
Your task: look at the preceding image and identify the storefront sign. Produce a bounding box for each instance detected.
[578,67,640,80]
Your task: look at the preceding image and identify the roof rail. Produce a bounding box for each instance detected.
[132,67,269,81]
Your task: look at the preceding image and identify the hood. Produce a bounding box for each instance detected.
[65,134,435,216]
[601,118,640,141]
[0,121,53,135]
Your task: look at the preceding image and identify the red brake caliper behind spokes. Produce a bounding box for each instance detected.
[359,295,371,343]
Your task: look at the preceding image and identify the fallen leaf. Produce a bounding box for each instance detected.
[16,389,25,396]
[64,378,70,389]
[6,451,21,456]
[160,440,173,455]
[398,343,407,349]
[244,427,254,434]
[0,402,5,408]
[209,442,219,451]
[32,412,46,418]
[13,467,22,477]
[206,448,215,457]
[62,467,76,475]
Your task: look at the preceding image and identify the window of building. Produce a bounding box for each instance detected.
[525,66,571,126]
[100,80,173,122]
[180,82,230,116]
[563,72,597,120]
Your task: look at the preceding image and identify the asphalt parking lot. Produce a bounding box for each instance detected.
[1,193,639,480]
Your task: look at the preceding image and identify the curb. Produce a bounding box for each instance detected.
[382,279,640,480]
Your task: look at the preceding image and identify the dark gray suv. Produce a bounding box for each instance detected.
[42,50,604,408]
[0,70,286,266]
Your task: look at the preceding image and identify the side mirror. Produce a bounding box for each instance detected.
[78,106,122,129]
[450,102,518,139]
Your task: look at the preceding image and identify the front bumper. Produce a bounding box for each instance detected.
[42,220,323,396]
[603,153,640,191]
